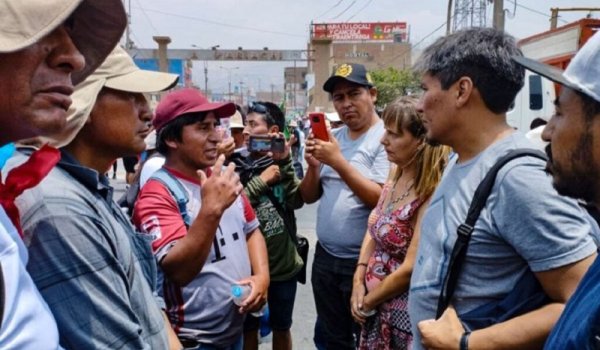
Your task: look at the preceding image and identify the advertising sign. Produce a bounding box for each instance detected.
[133,58,185,86]
[312,22,408,42]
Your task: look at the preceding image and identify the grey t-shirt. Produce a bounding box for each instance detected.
[408,132,598,349]
[316,121,390,259]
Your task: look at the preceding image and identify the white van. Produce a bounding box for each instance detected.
[506,71,556,131]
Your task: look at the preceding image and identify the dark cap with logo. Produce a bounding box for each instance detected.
[323,63,374,93]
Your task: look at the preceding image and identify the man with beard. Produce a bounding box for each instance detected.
[515,32,600,349]
[409,28,598,350]
[0,0,125,348]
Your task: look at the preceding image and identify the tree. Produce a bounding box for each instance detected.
[370,67,420,109]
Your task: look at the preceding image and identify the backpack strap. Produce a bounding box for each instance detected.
[149,168,192,227]
[264,188,298,245]
[436,148,547,318]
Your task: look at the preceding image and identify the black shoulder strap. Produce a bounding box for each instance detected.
[264,189,298,245]
[435,148,547,318]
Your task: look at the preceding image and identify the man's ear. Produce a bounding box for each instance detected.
[369,86,378,104]
[270,125,280,134]
[455,77,474,107]
[165,138,179,150]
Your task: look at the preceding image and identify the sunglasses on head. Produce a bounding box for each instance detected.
[248,102,268,114]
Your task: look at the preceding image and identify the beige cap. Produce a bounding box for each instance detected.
[0,0,127,84]
[230,110,244,129]
[40,46,179,147]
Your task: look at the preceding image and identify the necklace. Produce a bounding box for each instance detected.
[385,178,414,214]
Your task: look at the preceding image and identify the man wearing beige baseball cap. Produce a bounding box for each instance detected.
[0,0,125,349]
[6,46,179,349]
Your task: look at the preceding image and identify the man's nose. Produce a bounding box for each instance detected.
[47,25,86,75]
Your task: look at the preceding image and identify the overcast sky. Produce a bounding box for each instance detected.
[127,0,599,94]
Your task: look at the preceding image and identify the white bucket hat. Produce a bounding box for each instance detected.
[230,111,245,129]
[0,0,127,85]
[40,46,179,147]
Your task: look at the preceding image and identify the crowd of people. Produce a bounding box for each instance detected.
[0,1,600,349]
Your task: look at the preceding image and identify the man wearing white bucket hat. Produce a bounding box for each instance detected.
[6,46,179,349]
[0,0,125,348]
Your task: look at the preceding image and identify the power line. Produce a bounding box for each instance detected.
[133,0,159,34]
[331,0,357,20]
[315,0,344,19]
[378,20,448,68]
[345,0,373,22]
[133,7,306,38]
[505,0,568,24]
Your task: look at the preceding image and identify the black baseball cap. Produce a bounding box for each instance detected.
[323,63,374,93]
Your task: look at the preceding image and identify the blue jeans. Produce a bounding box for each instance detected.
[311,242,360,350]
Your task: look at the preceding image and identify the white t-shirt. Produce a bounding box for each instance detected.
[140,155,165,187]
[316,121,390,258]
[0,207,62,349]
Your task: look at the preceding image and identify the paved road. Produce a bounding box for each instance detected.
[110,164,320,349]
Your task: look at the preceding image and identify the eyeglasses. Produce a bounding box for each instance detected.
[248,102,268,114]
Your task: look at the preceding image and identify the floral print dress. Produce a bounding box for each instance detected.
[358,183,424,350]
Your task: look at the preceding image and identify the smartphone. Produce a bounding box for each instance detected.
[248,135,285,153]
[309,112,329,141]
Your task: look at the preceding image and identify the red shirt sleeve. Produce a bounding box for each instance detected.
[132,179,188,253]
[240,192,256,223]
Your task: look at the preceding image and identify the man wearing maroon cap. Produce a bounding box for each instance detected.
[133,88,269,349]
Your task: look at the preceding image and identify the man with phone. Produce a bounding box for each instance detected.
[239,101,304,350]
[300,63,390,349]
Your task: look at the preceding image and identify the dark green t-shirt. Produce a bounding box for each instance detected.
[244,156,303,281]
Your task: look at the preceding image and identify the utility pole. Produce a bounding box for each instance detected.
[203,61,208,95]
[493,0,505,31]
[292,60,297,113]
[239,80,245,105]
[550,7,600,29]
[446,0,454,34]
[124,0,133,49]
[271,84,275,102]
[219,66,239,101]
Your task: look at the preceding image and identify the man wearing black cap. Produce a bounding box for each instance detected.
[515,32,600,349]
[300,63,390,349]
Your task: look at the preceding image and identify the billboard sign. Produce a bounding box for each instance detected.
[133,58,186,87]
[312,22,408,42]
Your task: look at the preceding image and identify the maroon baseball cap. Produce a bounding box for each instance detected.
[153,88,236,132]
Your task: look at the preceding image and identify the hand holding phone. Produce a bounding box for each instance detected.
[309,112,329,141]
[248,135,285,153]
